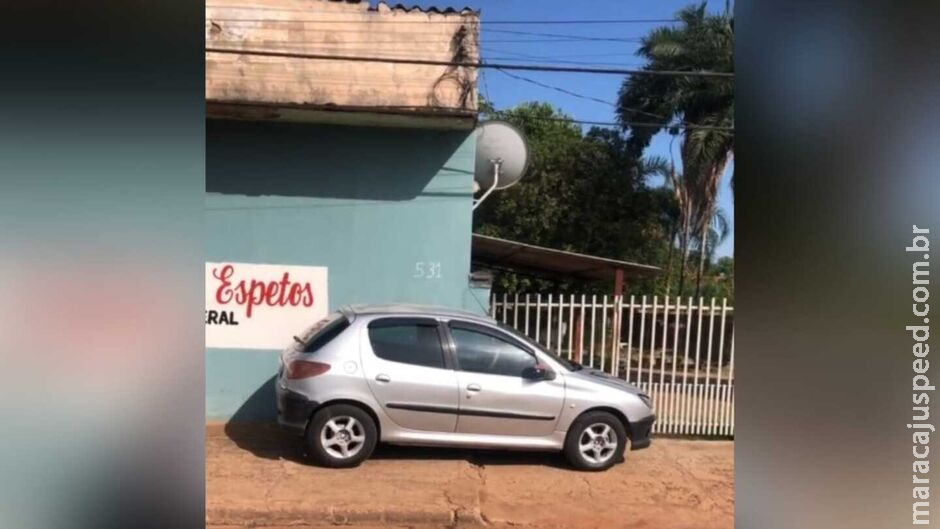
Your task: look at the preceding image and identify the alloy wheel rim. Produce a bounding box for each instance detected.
[578,422,618,464]
[320,415,366,459]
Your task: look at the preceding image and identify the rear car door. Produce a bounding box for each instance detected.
[446,321,565,437]
[359,317,459,432]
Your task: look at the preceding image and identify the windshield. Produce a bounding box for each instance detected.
[497,323,580,371]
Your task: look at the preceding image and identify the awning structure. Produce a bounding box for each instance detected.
[471,234,660,289]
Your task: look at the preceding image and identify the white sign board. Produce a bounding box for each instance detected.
[205,262,328,349]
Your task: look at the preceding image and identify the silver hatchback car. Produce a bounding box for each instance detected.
[276,304,655,471]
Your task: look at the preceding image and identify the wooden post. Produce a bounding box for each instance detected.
[614,268,625,297]
[612,269,626,376]
[574,310,583,364]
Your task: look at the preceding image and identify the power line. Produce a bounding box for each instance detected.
[494,67,616,107]
[505,51,642,58]
[206,43,634,66]
[209,22,643,44]
[479,47,644,66]
[205,8,678,25]
[209,37,637,45]
[482,113,733,132]
[203,99,731,132]
[483,56,644,68]
[210,20,644,42]
[480,66,493,107]
[204,47,734,78]
[493,68,672,122]
[481,19,680,25]
[485,29,642,43]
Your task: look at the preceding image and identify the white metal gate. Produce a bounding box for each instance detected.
[490,294,734,438]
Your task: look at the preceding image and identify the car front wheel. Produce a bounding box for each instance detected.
[563,411,627,471]
[305,404,378,468]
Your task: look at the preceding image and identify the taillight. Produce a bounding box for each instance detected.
[286,360,331,379]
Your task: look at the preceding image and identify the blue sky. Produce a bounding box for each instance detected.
[406,0,734,258]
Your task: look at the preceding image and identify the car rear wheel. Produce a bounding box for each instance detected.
[305,404,377,468]
[563,411,627,471]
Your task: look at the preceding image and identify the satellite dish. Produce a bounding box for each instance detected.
[473,121,530,202]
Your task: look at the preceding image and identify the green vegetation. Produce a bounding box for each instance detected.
[475,3,734,301]
[618,2,734,298]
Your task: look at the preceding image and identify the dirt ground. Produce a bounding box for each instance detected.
[207,424,733,529]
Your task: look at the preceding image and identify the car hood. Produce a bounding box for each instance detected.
[567,367,644,395]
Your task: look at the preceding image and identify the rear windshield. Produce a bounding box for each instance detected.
[296,312,349,354]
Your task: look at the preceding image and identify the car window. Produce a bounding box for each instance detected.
[368,320,446,369]
[449,325,537,377]
[497,322,578,371]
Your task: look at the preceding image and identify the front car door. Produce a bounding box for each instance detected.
[359,317,459,432]
[446,320,566,437]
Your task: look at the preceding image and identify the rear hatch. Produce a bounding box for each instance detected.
[279,311,350,383]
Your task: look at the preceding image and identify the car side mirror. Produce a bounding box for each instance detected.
[522,364,556,381]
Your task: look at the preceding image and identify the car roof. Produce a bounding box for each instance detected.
[341,303,495,324]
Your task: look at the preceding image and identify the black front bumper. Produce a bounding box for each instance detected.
[276,386,319,435]
[630,414,656,450]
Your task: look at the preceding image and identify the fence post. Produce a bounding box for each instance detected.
[626,295,635,383]
[535,293,542,344]
[575,294,585,364]
[489,292,734,439]
[611,295,622,376]
[567,294,575,360]
[637,295,647,387]
[589,294,597,368]
[600,296,608,372]
[546,293,553,351]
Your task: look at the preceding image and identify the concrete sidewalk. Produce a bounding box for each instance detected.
[207,424,733,529]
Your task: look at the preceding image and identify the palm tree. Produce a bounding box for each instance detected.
[643,155,697,296]
[692,207,731,297]
[617,3,734,294]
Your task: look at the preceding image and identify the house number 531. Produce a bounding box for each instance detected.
[414,262,442,279]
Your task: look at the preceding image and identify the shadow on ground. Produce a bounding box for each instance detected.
[222,375,308,463]
[221,378,575,469]
[371,444,573,469]
[223,423,575,469]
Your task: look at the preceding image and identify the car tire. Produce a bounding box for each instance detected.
[563,411,628,471]
[305,404,378,468]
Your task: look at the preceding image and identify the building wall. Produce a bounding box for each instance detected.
[206,0,479,119]
[206,119,485,421]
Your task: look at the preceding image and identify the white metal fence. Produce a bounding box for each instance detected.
[490,294,734,438]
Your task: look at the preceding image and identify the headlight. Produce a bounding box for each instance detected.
[638,393,652,409]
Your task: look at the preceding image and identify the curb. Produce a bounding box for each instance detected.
[206,505,461,526]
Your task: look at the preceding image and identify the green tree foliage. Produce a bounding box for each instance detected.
[617,2,734,298]
[697,255,734,301]
[474,102,672,294]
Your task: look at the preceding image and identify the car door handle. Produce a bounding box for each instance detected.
[466,383,482,392]
[375,374,391,383]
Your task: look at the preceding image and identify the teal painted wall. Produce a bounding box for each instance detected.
[206,119,486,422]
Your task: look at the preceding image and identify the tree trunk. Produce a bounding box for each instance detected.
[694,221,709,298]
[691,154,731,299]
[677,213,692,296]
[664,224,677,297]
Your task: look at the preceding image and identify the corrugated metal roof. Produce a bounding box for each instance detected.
[320,0,477,15]
[378,3,478,14]
[472,234,661,282]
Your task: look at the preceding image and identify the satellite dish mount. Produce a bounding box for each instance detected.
[473,158,503,210]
